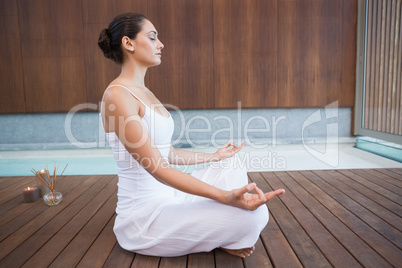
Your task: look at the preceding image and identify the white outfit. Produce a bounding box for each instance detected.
[101,85,268,257]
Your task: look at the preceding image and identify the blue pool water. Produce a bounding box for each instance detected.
[356,139,402,163]
[0,156,117,176]
[0,156,198,177]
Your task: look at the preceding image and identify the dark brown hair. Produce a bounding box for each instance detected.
[98,13,149,64]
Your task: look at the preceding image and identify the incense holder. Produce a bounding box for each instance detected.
[43,191,63,206]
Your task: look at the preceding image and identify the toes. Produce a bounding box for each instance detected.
[243,248,253,257]
[220,247,255,258]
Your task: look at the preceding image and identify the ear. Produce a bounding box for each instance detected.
[121,36,135,52]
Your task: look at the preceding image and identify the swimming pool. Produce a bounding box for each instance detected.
[0,153,198,177]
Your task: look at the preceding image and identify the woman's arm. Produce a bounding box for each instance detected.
[168,142,247,165]
[104,88,284,210]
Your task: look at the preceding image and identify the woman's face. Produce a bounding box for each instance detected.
[131,19,164,67]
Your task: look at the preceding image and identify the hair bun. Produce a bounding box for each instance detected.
[98,28,113,60]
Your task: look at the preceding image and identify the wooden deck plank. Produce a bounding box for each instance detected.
[0,196,35,227]
[338,170,402,206]
[261,213,302,268]
[103,243,135,268]
[214,249,243,268]
[159,255,188,268]
[313,170,402,232]
[77,214,117,268]
[388,168,402,177]
[259,172,362,268]
[131,254,160,268]
[0,176,28,190]
[243,237,272,268]
[291,171,400,267]
[0,176,35,206]
[18,176,117,268]
[349,169,402,195]
[187,252,215,268]
[332,170,402,217]
[48,190,118,267]
[0,175,110,266]
[248,173,331,267]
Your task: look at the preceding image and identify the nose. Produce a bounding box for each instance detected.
[158,40,164,50]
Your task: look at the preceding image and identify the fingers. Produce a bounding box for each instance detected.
[254,186,267,202]
[232,183,285,211]
[264,189,285,202]
[222,141,233,149]
[234,183,255,198]
[234,142,246,153]
[223,141,247,150]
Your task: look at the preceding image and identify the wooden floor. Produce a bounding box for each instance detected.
[0,169,401,267]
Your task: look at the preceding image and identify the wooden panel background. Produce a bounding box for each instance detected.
[147,0,214,110]
[363,0,402,135]
[0,0,25,113]
[278,0,344,107]
[214,0,278,108]
[0,0,357,113]
[17,0,87,113]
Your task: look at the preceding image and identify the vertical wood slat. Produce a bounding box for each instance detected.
[377,0,386,131]
[386,0,397,133]
[374,0,382,130]
[364,0,373,128]
[364,0,402,135]
[381,0,391,132]
[369,0,377,129]
[373,0,382,131]
[391,0,401,133]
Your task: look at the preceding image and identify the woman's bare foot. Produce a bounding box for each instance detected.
[220,246,255,258]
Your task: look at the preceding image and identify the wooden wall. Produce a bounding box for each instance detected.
[0,0,357,113]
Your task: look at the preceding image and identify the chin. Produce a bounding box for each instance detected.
[151,60,162,67]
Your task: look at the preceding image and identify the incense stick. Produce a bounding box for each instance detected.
[32,163,68,192]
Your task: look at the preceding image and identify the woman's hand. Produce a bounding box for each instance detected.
[225,183,285,211]
[214,141,247,161]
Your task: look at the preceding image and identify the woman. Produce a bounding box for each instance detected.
[98,13,284,258]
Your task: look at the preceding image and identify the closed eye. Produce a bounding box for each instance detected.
[148,30,158,41]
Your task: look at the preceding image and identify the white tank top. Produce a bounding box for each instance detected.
[100,84,176,217]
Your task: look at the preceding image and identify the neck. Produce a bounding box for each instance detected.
[119,60,148,88]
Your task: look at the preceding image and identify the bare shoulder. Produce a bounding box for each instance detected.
[102,85,143,117]
[103,85,131,102]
